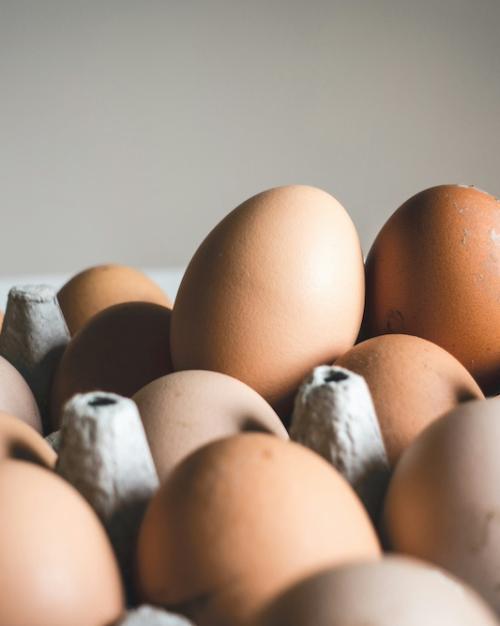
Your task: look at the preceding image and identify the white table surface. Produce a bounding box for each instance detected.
[0,267,185,310]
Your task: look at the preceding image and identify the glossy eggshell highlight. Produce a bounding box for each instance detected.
[136,433,380,626]
[0,355,42,432]
[0,412,56,468]
[133,370,288,482]
[50,302,172,428]
[383,397,500,612]
[364,184,500,394]
[171,185,364,418]
[0,460,124,626]
[257,556,499,626]
[58,263,172,335]
[336,334,483,464]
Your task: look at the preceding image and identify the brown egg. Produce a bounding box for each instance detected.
[136,433,381,626]
[383,397,500,612]
[0,309,3,330]
[170,185,364,419]
[364,184,500,394]
[0,355,42,432]
[257,556,499,626]
[336,334,483,464]
[50,302,172,428]
[133,370,288,481]
[58,263,172,335]
[0,459,124,626]
[0,412,56,467]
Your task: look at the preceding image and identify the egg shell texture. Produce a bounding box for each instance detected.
[170,185,365,418]
[364,184,500,394]
[133,370,288,482]
[383,397,500,612]
[58,264,172,335]
[136,433,380,626]
[336,334,483,464]
[257,556,499,626]
[50,301,172,428]
[0,459,124,626]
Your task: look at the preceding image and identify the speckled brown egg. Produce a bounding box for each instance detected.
[364,184,500,394]
[0,459,124,626]
[58,264,172,335]
[383,397,500,613]
[336,334,483,464]
[257,556,499,626]
[50,302,172,428]
[170,185,364,420]
[0,412,56,468]
[0,355,42,432]
[136,433,381,626]
[133,370,288,481]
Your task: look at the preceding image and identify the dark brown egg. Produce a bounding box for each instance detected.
[58,264,172,335]
[50,301,172,428]
[364,184,500,394]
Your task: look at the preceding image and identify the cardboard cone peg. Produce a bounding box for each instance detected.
[0,285,70,428]
[290,365,390,520]
[115,606,194,625]
[56,392,159,589]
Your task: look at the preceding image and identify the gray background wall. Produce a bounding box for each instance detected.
[1,0,499,276]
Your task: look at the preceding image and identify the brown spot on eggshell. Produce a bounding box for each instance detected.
[364,184,500,394]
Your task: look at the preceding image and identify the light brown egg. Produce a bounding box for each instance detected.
[383,397,500,613]
[257,556,499,626]
[0,355,42,432]
[58,263,172,335]
[0,309,3,330]
[0,459,124,626]
[170,185,364,420]
[133,370,288,481]
[0,411,56,467]
[50,302,172,428]
[336,334,483,464]
[364,184,500,394]
[136,433,381,626]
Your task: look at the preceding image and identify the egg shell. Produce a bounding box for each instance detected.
[383,397,500,612]
[335,334,483,464]
[0,411,56,467]
[50,302,172,428]
[170,185,364,419]
[135,433,380,626]
[0,459,124,626]
[364,184,500,394]
[256,556,499,626]
[0,354,42,432]
[58,264,172,335]
[133,370,288,481]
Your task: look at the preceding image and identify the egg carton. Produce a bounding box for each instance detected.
[0,283,391,624]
